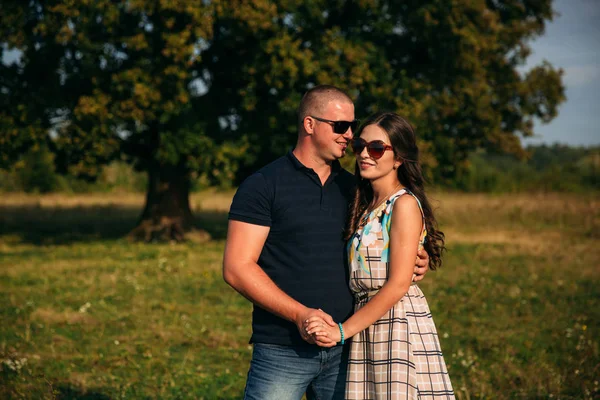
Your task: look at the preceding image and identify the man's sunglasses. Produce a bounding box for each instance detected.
[311,116,359,134]
[351,138,394,160]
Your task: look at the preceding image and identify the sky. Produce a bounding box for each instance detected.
[523,0,600,147]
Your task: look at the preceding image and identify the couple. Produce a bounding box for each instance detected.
[223,85,454,399]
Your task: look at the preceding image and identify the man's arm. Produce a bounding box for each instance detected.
[223,220,335,344]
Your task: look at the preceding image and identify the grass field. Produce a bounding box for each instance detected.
[0,191,598,399]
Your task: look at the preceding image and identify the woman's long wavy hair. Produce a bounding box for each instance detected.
[345,112,446,270]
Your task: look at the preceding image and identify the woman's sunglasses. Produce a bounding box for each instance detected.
[311,115,359,134]
[351,138,394,160]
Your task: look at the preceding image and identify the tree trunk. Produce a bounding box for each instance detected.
[128,164,210,243]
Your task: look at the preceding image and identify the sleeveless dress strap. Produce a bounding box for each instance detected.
[385,188,427,246]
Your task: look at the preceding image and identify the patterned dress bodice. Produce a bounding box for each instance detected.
[347,188,427,294]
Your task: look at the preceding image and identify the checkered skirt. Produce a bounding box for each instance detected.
[346,190,454,399]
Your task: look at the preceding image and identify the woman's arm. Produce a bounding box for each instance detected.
[307,195,423,343]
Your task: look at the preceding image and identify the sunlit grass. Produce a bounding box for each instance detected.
[0,191,598,399]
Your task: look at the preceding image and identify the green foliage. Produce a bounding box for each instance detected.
[1,0,565,189]
[0,157,148,194]
[0,145,60,193]
[454,145,600,192]
[15,146,60,193]
[3,143,595,194]
[194,137,253,189]
[1,0,223,182]
[207,0,566,183]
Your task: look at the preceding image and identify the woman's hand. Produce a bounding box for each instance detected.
[304,316,342,347]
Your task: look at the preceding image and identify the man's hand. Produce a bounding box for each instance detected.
[296,308,336,345]
[413,248,430,282]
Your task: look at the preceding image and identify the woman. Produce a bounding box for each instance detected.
[306,112,454,399]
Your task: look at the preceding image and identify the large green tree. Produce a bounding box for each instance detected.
[1,0,565,240]
[207,0,565,180]
[1,0,246,241]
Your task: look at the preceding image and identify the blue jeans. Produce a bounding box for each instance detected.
[244,343,349,400]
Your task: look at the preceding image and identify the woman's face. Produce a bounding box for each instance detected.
[355,124,398,181]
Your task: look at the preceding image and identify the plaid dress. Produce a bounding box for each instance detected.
[346,189,454,400]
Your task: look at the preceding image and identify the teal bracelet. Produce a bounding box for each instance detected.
[338,323,345,345]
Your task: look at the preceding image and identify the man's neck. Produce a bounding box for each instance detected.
[292,147,333,185]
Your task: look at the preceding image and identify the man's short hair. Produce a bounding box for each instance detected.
[297,85,353,127]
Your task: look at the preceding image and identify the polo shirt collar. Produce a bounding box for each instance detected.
[286,150,343,178]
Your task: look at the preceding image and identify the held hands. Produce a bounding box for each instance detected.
[303,316,341,347]
[298,250,429,345]
[295,308,336,345]
[413,248,430,282]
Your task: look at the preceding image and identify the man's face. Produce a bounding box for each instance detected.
[310,100,355,161]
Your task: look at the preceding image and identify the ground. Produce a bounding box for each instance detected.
[0,191,598,399]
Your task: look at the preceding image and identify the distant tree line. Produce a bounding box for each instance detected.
[454,144,599,192]
[2,143,596,194]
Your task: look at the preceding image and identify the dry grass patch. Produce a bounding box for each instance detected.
[0,190,237,212]
[446,228,564,246]
[31,308,98,327]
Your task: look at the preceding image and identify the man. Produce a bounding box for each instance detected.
[223,85,429,400]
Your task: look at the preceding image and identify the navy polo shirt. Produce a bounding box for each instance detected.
[228,151,356,346]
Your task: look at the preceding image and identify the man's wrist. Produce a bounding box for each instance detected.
[291,304,309,324]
